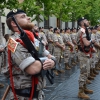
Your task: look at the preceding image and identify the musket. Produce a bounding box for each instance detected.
[1,85,10,100]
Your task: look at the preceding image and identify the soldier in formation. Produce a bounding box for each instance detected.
[0,35,6,88]
[38,18,100,99]
[77,17,100,99]
[5,9,56,100]
[1,8,100,100]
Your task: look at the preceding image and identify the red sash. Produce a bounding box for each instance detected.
[80,33,93,58]
[8,30,38,100]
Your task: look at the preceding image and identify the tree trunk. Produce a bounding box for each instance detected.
[65,22,68,28]
[72,21,75,28]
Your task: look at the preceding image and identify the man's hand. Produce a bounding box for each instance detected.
[62,46,65,51]
[71,44,74,48]
[0,48,4,52]
[43,59,55,70]
[91,40,95,44]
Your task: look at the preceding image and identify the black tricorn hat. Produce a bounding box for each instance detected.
[77,17,87,25]
[7,9,26,19]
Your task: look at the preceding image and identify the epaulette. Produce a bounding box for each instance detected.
[80,28,85,33]
[7,37,18,53]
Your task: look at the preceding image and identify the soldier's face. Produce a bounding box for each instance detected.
[62,30,65,33]
[34,26,39,32]
[92,29,97,33]
[57,29,60,33]
[67,29,70,33]
[50,28,53,32]
[15,13,34,30]
[40,28,43,32]
[84,19,89,27]
[73,29,76,33]
[97,26,100,31]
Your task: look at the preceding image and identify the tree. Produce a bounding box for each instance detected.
[18,0,44,22]
[2,0,100,28]
[5,0,92,24]
[0,0,19,37]
[6,0,20,10]
[85,0,100,25]
[56,0,91,21]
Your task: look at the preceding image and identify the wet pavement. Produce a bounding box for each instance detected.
[0,64,100,100]
[44,64,100,100]
[0,74,9,100]
[44,65,79,100]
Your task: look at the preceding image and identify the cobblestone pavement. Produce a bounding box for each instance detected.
[0,64,100,100]
[44,65,100,100]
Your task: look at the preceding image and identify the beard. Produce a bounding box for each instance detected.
[84,23,89,27]
[19,22,34,30]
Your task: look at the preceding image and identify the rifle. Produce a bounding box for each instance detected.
[11,16,54,84]
[1,85,10,100]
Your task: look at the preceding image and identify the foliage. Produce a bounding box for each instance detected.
[0,0,6,14]
[6,0,19,10]
[1,0,100,25]
[85,0,100,25]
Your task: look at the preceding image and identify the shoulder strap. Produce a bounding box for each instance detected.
[8,49,18,100]
[8,49,38,100]
[80,33,92,57]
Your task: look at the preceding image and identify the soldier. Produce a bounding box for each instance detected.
[77,27,80,32]
[0,48,5,88]
[60,29,65,40]
[53,28,65,75]
[39,27,48,46]
[77,17,95,99]
[70,27,78,65]
[71,27,77,45]
[0,36,6,88]
[90,26,99,76]
[63,27,74,70]
[86,27,96,81]
[95,25,100,70]
[6,9,56,100]
[32,25,39,35]
[47,26,54,54]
